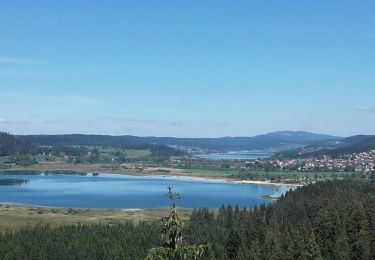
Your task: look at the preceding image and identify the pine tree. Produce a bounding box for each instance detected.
[305,232,323,260]
[347,203,372,259]
[334,230,350,260]
[225,228,241,259]
[146,186,206,260]
[246,241,262,260]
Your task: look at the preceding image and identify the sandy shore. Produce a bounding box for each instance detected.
[232,180,304,187]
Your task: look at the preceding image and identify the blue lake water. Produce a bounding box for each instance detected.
[195,150,271,160]
[0,172,282,209]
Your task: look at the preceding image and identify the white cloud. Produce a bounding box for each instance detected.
[356,106,375,113]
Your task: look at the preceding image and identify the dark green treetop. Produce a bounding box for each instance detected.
[146,186,206,260]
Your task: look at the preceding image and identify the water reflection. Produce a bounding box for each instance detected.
[0,179,30,186]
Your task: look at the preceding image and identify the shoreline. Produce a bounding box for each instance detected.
[0,202,177,211]
[232,179,303,187]
[0,163,304,188]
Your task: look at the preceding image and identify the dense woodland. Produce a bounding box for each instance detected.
[1,179,374,259]
[0,132,35,156]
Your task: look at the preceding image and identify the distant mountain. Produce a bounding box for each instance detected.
[275,135,375,159]
[18,131,341,151]
[254,131,340,143]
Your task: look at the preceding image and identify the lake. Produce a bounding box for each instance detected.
[0,172,285,209]
[195,150,271,160]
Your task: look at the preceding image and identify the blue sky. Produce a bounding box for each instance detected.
[0,0,374,137]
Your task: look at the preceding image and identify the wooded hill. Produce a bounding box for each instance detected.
[276,135,375,159]
[18,131,339,151]
[1,179,374,259]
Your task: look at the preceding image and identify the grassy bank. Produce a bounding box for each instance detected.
[0,204,192,231]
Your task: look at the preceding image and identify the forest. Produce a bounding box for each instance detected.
[0,179,374,259]
[0,132,35,156]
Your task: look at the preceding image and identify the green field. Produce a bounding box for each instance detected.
[0,204,193,231]
[124,149,151,158]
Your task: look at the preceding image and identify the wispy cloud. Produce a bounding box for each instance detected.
[0,117,31,124]
[0,56,41,65]
[125,118,158,124]
[168,121,188,127]
[0,91,101,106]
[356,106,375,113]
[94,116,156,124]
[95,115,189,127]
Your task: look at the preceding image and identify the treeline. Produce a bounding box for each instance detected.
[0,179,374,259]
[18,134,140,147]
[18,132,338,151]
[119,143,184,157]
[4,155,38,166]
[19,134,186,148]
[0,132,185,164]
[38,146,89,157]
[146,144,185,161]
[0,132,35,156]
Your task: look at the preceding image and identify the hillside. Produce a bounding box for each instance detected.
[18,131,340,151]
[254,130,340,143]
[276,135,375,159]
[328,135,375,155]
